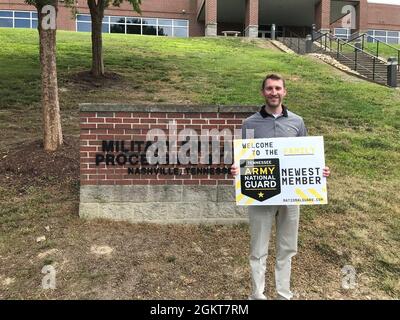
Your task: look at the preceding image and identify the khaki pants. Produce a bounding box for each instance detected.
[249,205,300,300]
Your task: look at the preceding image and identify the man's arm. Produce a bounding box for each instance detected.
[298,119,307,137]
[298,119,330,177]
[231,121,249,176]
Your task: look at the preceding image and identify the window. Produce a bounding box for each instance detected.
[158,19,172,27]
[127,24,141,34]
[158,26,173,37]
[15,19,30,28]
[77,22,91,32]
[110,24,125,34]
[127,17,141,24]
[367,29,400,44]
[388,31,399,38]
[174,27,188,38]
[76,14,189,37]
[0,10,37,29]
[76,14,91,22]
[0,18,13,28]
[334,28,350,40]
[0,11,12,17]
[387,38,399,44]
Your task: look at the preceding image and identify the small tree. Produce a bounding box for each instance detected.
[26,1,72,151]
[87,0,142,77]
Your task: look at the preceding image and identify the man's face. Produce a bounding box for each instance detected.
[261,79,287,109]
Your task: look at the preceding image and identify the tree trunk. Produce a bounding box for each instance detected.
[89,0,105,77]
[38,5,63,152]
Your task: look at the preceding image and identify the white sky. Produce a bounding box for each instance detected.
[368,0,400,5]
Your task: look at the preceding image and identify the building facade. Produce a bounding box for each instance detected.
[1,0,400,43]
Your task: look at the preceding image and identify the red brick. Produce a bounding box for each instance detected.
[176,119,191,124]
[98,135,114,140]
[97,124,114,129]
[132,124,150,130]
[88,118,104,123]
[81,124,97,129]
[209,120,226,124]
[107,175,124,180]
[227,120,243,124]
[106,118,123,123]
[141,119,157,124]
[125,129,142,134]
[115,135,131,140]
[123,118,140,123]
[80,134,97,140]
[192,119,207,124]
[81,169,96,174]
[115,124,132,129]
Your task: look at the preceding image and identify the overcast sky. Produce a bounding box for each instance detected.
[368,0,400,5]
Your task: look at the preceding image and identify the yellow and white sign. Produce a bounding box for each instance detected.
[234,136,327,206]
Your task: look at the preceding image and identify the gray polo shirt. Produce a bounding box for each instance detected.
[242,105,307,139]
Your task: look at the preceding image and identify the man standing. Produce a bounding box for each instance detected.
[231,74,330,300]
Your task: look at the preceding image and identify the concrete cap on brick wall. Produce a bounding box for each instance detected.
[79,103,261,113]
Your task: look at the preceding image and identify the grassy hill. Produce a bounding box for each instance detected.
[0,29,399,299]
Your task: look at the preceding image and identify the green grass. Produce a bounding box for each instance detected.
[0,28,399,299]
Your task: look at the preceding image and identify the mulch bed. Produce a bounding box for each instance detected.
[0,136,79,192]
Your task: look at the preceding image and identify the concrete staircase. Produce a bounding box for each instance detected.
[328,51,391,85]
[278,35,399,87]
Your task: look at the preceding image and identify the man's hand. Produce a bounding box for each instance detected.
[231,163,240,176]
[323,166,330,177]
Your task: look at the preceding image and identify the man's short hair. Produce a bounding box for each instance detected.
[261,74,286,90]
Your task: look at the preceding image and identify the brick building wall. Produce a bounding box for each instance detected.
[244,0,258,37]
[367,3,400,31]
[0,0,205,36]
[2,0,400,35]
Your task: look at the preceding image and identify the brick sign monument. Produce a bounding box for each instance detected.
[79,104,259,224]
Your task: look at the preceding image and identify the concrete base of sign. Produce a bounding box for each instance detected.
[79,185,248,224]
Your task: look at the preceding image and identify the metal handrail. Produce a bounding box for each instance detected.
[344,33,400,53]
[314,30,386,62]
[343,33,400,68]
[312,30,389,85]
[334,49,387,83]
[330,12,351,26]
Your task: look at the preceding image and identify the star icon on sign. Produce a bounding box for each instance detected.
[258,192,264,198]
